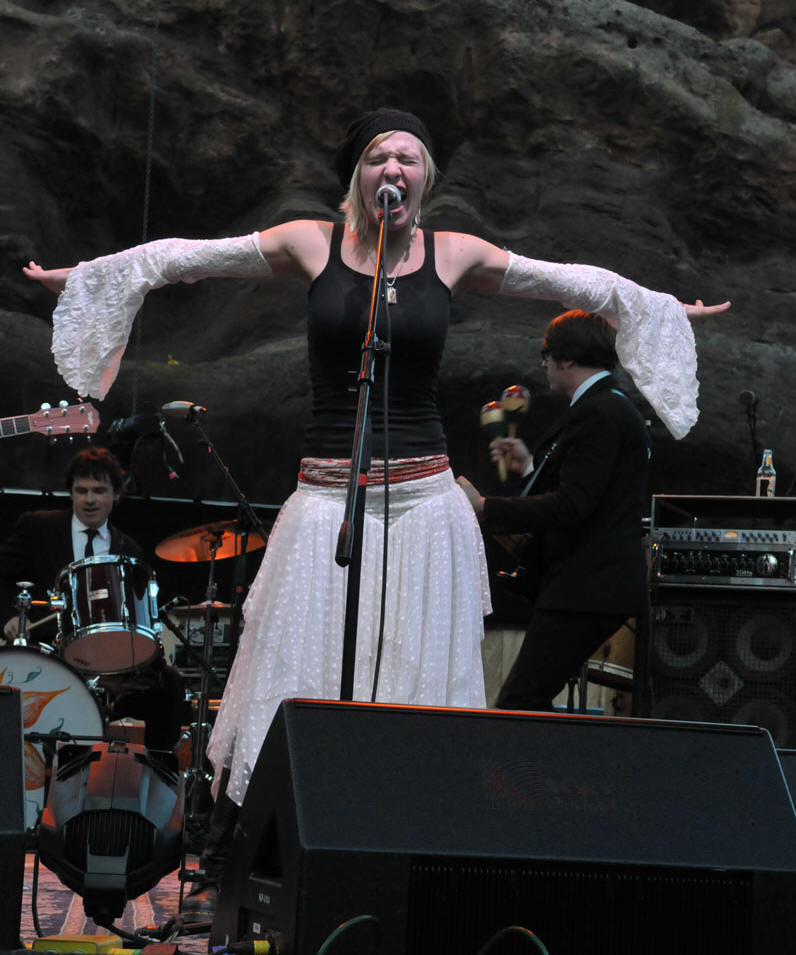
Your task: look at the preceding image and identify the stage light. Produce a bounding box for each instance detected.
[38,740,183,925]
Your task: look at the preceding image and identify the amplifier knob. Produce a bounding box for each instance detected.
[755,553,778,577]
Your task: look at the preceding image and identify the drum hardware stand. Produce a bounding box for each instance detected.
[174,530,227,915]
[175,526,232,893]
[162,411,269,904]
[228,526,248,659]
[571,662,589,714]
[181,405,268,656]
[13,580,34,646]
[158,608,226,692]
[185,529,224,818]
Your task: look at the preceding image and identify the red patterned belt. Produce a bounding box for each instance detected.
[299,454,450,487]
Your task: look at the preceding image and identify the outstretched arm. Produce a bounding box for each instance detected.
[28,220,330,400]
[22,219,330,293]
[45,231,272,399]
[437,232,730,439]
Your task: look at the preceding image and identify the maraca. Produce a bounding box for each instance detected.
[480,400,507,482]
[501,384,530,437]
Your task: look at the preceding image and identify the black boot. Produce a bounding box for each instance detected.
[182,791,240,922]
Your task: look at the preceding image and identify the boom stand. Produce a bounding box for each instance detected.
[179,409,270,816]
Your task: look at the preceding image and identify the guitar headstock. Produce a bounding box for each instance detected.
[28,401,100,439]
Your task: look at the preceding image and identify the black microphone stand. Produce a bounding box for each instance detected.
[180,409,270,816]
[184,406,270,645]
[335,194,393,700]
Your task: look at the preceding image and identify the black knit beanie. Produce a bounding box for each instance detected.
[334,107,434,189]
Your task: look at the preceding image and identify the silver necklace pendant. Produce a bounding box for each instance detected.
[366,236,413,307]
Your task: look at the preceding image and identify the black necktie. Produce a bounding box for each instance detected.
[84,528,99,558]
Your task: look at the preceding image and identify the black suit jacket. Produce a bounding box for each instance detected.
[483,375,649,615]
[0,508,143,621]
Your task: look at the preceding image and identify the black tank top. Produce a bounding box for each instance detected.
[304,223,451,458]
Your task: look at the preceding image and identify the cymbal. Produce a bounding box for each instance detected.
[156,520,266,562]
[169,600,232,614]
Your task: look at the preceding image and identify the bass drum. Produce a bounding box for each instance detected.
[0,646,104,831]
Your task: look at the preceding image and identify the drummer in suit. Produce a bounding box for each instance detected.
[0,447,185,751]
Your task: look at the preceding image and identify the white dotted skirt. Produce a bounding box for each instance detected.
[206,467,491,805]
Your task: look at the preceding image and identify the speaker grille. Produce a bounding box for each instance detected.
[639,590,796,746]
[407,857,753,954]
[64,810,155,870]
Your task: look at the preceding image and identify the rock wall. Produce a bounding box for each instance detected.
[1,0,795,510]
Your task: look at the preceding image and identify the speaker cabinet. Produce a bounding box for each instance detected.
[211,699,796,955]
[635,587,796,746]
[779,749,796,801]
[0,686,25,949]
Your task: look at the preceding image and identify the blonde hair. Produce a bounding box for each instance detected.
[339,131,438,241]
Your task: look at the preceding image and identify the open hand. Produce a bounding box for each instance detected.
[683,299,731,320]
[22,261,74,296]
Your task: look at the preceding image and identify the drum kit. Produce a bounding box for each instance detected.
[0,401,273,933]
[2,517,266,835]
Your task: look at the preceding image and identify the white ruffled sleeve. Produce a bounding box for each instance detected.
[499,252,698,439]
[52,232,271,399]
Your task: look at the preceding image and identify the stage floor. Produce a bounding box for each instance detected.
[19,853,209,954]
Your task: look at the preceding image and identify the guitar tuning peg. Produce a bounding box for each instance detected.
[59,400,69,409]
[40,402,52,414]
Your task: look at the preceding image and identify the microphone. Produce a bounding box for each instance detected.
[739,390,758,408]
[376,184,402,208]
[108,413,162,437]
[161,400,208,420]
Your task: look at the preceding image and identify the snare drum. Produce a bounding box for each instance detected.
[0,646,104,830]
[54,555,162,674]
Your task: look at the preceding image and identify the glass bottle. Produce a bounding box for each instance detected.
[755,448,776,497]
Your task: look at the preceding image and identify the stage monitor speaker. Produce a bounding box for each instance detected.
[0,686,25,949]
[211,699,796,955]
[635,587,796,746]
[779,749,796,802]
